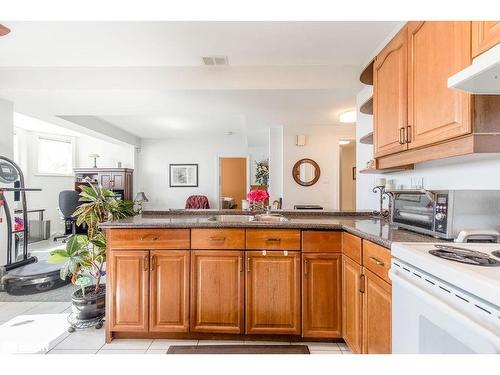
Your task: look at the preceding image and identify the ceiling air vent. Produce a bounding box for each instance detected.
[202,56,229,66]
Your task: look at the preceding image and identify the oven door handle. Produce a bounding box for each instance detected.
[389,268,500,352]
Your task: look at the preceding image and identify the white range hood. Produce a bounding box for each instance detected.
[448,43,500,94]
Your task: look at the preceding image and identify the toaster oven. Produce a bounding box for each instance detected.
[389,189,500,239]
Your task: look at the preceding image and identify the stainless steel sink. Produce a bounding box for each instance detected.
[207,214,289,223]
[250,214,289,222]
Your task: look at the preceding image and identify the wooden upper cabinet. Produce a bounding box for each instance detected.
[246,251,301,335]
[302,253,342,338]
[190,250,245,334]
[150,250,190,332]
[342,255,363,354]
[108,250,149,332]
[374,26,408,157]
[472,21,500,58]
[362,268,392,354]
[407,21,472,149]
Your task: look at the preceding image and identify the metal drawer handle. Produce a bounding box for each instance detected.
[266,238,281,242]
[369,256,385,266]
[247,257,251,272]
[141,235,159,241]
[209,236,226,241]
[399,127,405,144]
[143,255,149,271]
[359,274,366,293]
[304,259,308,276]
[239,256,243,272]
[151,255,156,271]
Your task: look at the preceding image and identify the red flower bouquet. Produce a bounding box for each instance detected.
[247,189,269,203]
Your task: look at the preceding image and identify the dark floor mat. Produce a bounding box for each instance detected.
[167,345,310,354]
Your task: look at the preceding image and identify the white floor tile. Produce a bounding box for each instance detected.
[0,302,42,322]
[101,339,153,350]
[337,342,349,350]
[146,349,167,354]
[198,339,246,345]
[24,302,71,315]
[302,342,343,351]
[310,350,343,355]
[149,339,198,350]
[48,349,98,354]
[54,328,105,350]
[98,349,147,354]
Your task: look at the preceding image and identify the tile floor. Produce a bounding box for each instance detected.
[0,302,351,354]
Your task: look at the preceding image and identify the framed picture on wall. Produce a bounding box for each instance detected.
[169,164,198,187]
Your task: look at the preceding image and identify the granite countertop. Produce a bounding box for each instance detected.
[101,211,446,249]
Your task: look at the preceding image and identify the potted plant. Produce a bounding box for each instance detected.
[49,182,135,326]
[247,188,270,212]
[255,159,269,187]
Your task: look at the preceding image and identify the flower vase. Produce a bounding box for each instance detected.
[249,201,266,212]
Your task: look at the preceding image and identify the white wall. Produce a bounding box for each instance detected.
[138,135,248,210]
[355,87,500,211]
[268,127,283,204]
[0,99,14,266]
[282,125,356,210]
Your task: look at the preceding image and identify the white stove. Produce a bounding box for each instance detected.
[390,242,500,354]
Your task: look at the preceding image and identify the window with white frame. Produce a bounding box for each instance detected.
[37,135,74,175]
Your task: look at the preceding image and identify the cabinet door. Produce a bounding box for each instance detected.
[109,250,149,332]
[191,250,244,334]
[99,173,112,188]
[362,268,392,354]
[302,253,342,338]
[374,26,408,157]
[111,173,125,190]
[150,250,190,332]
[472,21,500,58]
[246,251,301,335]
[342,255,363,354]
[408,21,472,149]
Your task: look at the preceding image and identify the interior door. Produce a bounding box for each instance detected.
[150,250,190,332]
[363,268,392,354]
[191,250,244,334]
[219,157,247,209]
[109,250,149,332]
[472,21,500,58]
[245,251,301,335]
[407,21,472,149]
[342,255,363,354]
[302,253,342,338]
[374,26,408,157]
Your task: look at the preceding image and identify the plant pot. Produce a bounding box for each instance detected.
[71,284,106,321]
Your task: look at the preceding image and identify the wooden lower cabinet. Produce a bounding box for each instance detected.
[302,253,342,338]
[342,255,363,354]
[245,251,301,335]
[150,250,190,332]
[190,250,245,334]
[108,250,149,332]
[362,268,392,354]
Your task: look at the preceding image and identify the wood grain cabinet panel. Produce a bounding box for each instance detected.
[191,250,244,334]
[302,231,342,253]
[472,21,500,57]
[246,229,301,250]
[342,255,363,354]
[191,229,245,250]
[363,240,392,284]
[108,229,190,250]
[362,268,392,354]
[342,232,362,264]
[150,250,190,332]
[374,26,408,157]
[302,253,342,338]
[108,250,149,332]
[407,21,472,149]
[245,251,301,335]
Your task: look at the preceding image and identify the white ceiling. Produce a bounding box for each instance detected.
[0,21,399,67]
[0,21,401,142]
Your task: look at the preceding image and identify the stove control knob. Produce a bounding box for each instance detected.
[435,213,446,221]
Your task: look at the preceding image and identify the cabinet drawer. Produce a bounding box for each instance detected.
[302,231,341,253]
[108,229,190,249]
[191,229,245,249]
[363,241,391,284]
[246,229,301,250]
[342,232,362,264]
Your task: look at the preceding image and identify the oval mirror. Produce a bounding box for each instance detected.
[292,159,320,186]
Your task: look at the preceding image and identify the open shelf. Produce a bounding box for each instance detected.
[359,59,374,85]
[359,164,413,174]
[360,132,373,145]
[360,96,373,115]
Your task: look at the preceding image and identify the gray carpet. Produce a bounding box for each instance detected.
[0,283,76,302]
